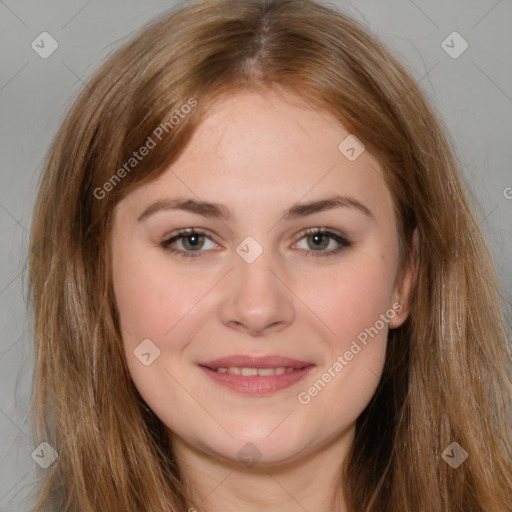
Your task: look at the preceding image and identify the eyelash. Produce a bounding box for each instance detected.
[160,227,351,259]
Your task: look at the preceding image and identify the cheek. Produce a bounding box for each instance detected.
[113,250,217,403]
[113,255,201,416]
[296,259,395,412]
[310,257,396,344]
[113,252,201,340]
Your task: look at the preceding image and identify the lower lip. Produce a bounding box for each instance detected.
[199,365,315,394]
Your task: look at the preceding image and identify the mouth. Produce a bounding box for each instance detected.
[197,355,315,394]
[207,366,304,375]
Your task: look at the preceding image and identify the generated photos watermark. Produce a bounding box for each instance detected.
[93,97,198,200]
[297,302,402,405]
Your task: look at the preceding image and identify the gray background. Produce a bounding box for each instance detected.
[1,0,511,509]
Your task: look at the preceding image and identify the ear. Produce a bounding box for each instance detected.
[388,228,419,329]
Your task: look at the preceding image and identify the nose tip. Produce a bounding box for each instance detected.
[227,317,286,336]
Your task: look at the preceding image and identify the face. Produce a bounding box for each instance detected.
[111,89,413,467]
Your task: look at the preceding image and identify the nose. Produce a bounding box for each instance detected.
[218,244,296,336]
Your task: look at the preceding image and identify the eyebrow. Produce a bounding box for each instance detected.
[137,194,374,222]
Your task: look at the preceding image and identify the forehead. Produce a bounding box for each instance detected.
[183,89,349,168]
[118,89,393,225]
[172,90,384,189]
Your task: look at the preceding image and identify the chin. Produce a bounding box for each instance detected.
[199,431,313,469]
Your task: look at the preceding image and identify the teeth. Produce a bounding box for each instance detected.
[216,367,297,375]
[258,368,277,376]
[240,367,258,376]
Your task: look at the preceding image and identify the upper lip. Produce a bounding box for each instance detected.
[199,355,315,369]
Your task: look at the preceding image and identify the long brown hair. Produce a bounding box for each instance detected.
[27,0,512,510]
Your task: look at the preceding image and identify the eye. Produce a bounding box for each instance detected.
[160,228,217,258]
[293,228,351,257]
[160,227,351,258]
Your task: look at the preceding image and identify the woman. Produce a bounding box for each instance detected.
[28,0,512,510]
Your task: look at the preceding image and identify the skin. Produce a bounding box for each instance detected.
[111,89,416,512]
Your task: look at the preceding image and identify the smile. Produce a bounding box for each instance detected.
[215,366,297,375]
[198,363,315,394]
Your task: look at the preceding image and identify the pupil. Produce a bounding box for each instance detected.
[310,233,327,249]
[186,234,202,248]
